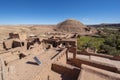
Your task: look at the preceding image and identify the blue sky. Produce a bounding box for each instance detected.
[0,0,120,24]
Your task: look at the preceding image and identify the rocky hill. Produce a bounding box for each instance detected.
[55,19,98,34]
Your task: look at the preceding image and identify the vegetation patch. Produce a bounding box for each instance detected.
[77,28,120,56]
[77,36,104,50]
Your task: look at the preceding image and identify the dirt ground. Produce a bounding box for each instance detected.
[0,25,55,38]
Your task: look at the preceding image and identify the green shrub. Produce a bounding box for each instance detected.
[77,36,104,50]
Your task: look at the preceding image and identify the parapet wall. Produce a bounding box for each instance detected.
[68,58,119,73]
[78,64,120,80]
[77,50,120,61]
[52,48,67,63]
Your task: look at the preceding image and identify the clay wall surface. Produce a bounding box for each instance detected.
[68,47,77,59]
[43,39,58,47]
[77,51,120,61]
[69,58,119,73]
[27,38,40,49]
[57,52,67,64]
[52,48,67,64]
[3,39,24,50]
[9,33,19,39]
[78,64,120,80]
[43,39,76,48]
[12,40,22,48]
[52,62,80,80]
[19,34,27,40]
[69,47,76,53]
[4,54,19,64]
[51,48,80,80]
[3,39,13,50]
[0,50,20,64]
[60,40,76,47]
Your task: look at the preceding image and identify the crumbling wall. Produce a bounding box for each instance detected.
[60,40,76,47]
[27,38,40,50]
[12,40,22,48]
[9,33,19,39]
[3,39,13,50]
[43,39,58,47]
[3,39,24,50]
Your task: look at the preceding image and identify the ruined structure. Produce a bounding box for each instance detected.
[3,32,40,50]
[0,20,120,80]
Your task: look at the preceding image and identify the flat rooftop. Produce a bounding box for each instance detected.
[5,48,62,80]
